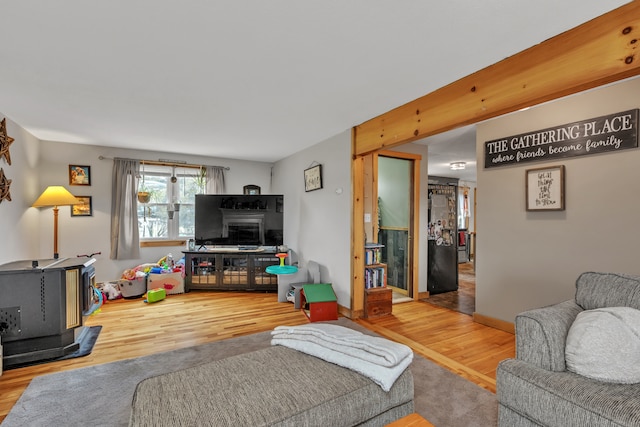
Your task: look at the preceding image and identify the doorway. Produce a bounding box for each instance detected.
[374,151,420,299]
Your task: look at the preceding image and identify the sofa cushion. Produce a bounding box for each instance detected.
[565,307,640,384]
[575,272,640,311]
[498,358,640,427]
[129,345,414,427]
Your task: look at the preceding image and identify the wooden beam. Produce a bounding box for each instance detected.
[354,1,640,156]
[351,132,366,317]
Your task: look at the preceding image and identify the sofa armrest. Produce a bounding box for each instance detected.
[515,300,582,372]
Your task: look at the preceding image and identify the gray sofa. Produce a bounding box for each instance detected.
[497,272,640,426]
[129,345,414,426]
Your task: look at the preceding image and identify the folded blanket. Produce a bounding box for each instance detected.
[271,324,413,392]
[271,323,412,367]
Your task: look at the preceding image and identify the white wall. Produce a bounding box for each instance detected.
[476,77,640,322]
[0,116,41,261]
[0,131,277,281]
[272,131,352,307]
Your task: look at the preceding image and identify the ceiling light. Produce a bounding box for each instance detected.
[450,162,466,170]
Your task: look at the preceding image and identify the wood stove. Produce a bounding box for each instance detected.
[0,257,96,368]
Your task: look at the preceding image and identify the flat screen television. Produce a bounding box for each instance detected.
[195,194,284,247]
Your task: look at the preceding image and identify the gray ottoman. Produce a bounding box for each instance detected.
[129,345,414,426]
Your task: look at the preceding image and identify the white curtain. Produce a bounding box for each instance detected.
[110,158,140,259]
[205,166,226,194]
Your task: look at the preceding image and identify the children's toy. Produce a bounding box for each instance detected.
[265,253,298,275]
[118,275,147,299]
[145,288,166,303]
[147,272,185,294]
[100,282,122,300]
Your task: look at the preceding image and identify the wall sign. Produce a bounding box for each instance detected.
[526,165,564,211]
[484,109,639,169]
[304,164,323,192]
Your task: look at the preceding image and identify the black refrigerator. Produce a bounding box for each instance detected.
[427,176,458,294]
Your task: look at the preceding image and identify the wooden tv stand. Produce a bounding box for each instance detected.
[183,249,279,292]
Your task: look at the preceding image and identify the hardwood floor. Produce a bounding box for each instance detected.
[0,289,514,422]
[423,262,476,315]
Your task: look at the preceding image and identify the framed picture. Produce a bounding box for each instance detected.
[304,164,323,192]
[243,184,261,195]
[71,196,93,217]
[69,165,91,186]
[526,165,565,211]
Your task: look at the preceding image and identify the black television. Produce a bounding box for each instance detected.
[195,194,284,247]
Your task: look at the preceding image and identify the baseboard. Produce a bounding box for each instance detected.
[338,304,359,319]
[417,291,430,299]
[473,312,515,334]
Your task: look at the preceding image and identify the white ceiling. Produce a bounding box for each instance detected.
[0,1,628,167]
[420,125,478,182]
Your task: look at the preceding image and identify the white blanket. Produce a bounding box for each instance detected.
[271,324,413,391]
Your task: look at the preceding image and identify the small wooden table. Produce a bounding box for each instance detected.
[386,413,434,426]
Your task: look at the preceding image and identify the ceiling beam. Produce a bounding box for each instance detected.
[353,1,640,156]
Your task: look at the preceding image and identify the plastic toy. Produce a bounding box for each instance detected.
[265,253,298,275]
[145,288,166,303]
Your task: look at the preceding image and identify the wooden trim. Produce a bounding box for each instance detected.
[411,156,420,301]
[417,291,430,300]
[353,2,640,156]
[473,312,515,334]
[387,413,434,427]
[378,150,422,161]
[377,150,422,300]
[140,240,186,248]
[371,154,379,242]
[351,133,366,317]
[338,304,356,319]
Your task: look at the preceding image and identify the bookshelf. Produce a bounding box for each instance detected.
[364,243,387,289]
[364,243,392,317]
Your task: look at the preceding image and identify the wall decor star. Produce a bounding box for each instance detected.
[0,168,12,203]
[0,118,15,165]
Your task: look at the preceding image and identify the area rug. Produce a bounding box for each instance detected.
[2,319,497,427]
[4,325,102,370]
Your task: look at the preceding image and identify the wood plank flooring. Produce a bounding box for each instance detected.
[0,289,514,422]
[422,262,476,315]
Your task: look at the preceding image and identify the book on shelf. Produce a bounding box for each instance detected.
[364,266,386,289]
[364,245,383,265]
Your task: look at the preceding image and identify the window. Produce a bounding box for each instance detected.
[137,165,205,240]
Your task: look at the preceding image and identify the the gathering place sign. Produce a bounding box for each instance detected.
[484,109,639,169]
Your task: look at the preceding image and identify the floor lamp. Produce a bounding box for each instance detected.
[32,186,79,259]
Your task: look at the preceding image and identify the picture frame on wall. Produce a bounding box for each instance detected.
[69,165,91,186]
[71,196,93,217]
[526,165,565,211]
[304,164,323,192]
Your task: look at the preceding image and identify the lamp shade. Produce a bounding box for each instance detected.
[32,186,79,207]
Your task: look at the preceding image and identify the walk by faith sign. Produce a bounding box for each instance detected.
[484,109,639,169]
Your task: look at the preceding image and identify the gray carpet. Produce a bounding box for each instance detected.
[2,318,497,427]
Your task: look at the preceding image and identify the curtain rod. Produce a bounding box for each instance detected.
[98,155,230,170]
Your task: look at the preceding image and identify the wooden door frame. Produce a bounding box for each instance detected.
[350,2,640,318]
[374,151,420,299]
